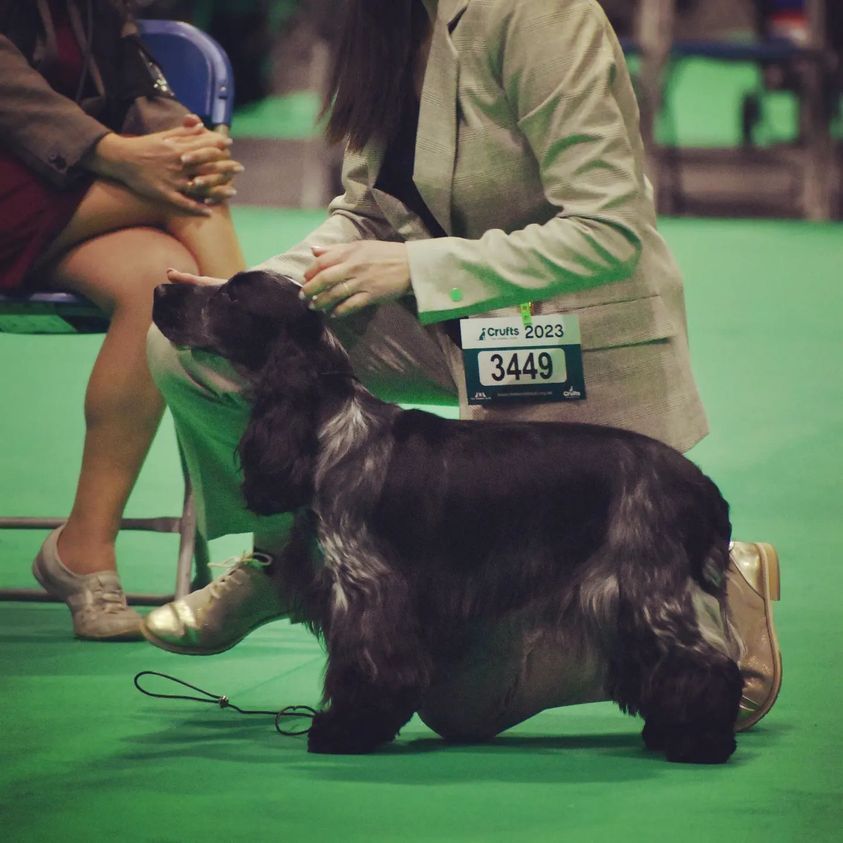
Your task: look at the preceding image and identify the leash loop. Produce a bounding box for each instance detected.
[133,671,317,736]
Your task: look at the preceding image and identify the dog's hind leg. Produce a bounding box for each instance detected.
[608,555,742,764]
[635,644,742,764]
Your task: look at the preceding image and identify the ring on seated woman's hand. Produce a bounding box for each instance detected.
[341,281,351,298]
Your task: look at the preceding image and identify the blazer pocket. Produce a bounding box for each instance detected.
[536,295,677,351]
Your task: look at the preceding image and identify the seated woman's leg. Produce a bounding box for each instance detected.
[36,178,245,279]
[30,181,245,638]
[35,180,245,576]
[43,226,198,575]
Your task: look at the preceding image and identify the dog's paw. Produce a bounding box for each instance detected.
[643,721,736,764]
[307,710,398,755]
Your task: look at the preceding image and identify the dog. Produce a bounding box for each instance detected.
[153,270,743,763]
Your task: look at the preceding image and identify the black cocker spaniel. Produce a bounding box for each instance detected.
[153,270,743,763]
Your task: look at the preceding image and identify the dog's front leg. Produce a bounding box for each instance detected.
[307,571,429,754]
[307,668,421,755]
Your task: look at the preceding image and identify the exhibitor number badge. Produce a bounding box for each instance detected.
[460,314,586,405]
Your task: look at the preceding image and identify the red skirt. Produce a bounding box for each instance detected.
[0,148,92,290]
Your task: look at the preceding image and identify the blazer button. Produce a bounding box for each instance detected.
[48,152,67,170]
[449,287,464,303]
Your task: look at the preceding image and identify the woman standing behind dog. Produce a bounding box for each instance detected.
[144,0,781,734]
[0,0,246,639]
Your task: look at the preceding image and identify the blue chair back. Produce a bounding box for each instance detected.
[0,20,234,334]
[137,19,234,130]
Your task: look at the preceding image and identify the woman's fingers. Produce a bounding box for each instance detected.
[330,292,371,319]
[302,245,348,285]
[181,175,239,205]
[184,161,245,196]
[166,268,224,286]
[301,263,349,305]
[180,147,231,168]
[187,159,244,180]
[161,122,206,140]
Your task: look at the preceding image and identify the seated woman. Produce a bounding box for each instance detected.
[0,0,246,640]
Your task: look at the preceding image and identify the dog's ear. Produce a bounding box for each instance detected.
[237,337,320,515]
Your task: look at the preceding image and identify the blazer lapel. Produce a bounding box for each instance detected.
[365,0,467,235]
[413,0,466,235]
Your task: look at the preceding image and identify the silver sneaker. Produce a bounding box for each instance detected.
[32,526,143,641]
[140,553,288,655]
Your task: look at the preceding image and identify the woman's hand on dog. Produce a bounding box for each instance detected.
[165,268,224,286]
[301,243,412,317]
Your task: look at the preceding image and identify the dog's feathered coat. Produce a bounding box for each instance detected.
[153,270,743,763]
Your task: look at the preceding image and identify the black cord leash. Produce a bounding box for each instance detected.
[133,671,317,736]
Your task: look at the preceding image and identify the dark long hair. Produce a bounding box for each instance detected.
[323,0,429,151]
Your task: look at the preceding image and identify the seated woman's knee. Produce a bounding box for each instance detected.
[133,229,198,284]
[107,230,198,313]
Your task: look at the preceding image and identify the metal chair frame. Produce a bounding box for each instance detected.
[0,19,234,604]
[630,0,838,219]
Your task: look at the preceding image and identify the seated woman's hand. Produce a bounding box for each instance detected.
[82,121,240,215]
[178,114,244,205]
[179,146,243,205]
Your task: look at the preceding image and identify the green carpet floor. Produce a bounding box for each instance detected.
[1,211,841,841]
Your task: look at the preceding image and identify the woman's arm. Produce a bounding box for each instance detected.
[254,150,401,281]
[298,0,651,321]
[0,30,239,209]
[406,0,648,324]
[0,32,110,187]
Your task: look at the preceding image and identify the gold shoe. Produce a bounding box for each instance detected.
[141,553,288,655]
[728,541,782,731]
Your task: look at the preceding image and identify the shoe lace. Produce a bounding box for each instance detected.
[208,551,272,599]
[82,575,130,616]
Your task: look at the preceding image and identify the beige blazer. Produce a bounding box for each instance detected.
[261,0,708,451]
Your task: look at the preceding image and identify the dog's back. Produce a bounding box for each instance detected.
[369,409,730,620]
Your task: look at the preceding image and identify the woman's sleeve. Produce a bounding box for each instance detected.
[255,149,400,280]
[0,33,109,187]
[406,0,648,325]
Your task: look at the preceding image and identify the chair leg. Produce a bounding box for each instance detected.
[174,481,197,600]
[192,532,211,591]
[173,477,211,598]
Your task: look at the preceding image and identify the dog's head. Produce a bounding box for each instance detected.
[153,270,326,373]
[153,270,352,515]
